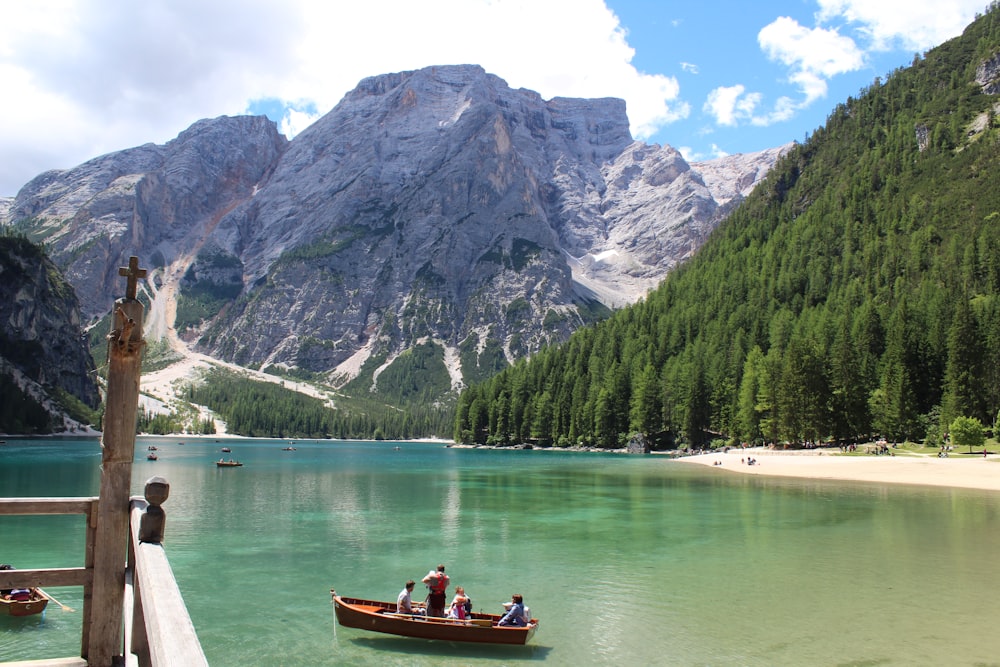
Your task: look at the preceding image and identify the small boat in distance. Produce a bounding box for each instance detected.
[330,591,537,645]
[216,459,243,467]
[220,446,231,453]
[282,446,296,451]
[1,588,49,617]
[147,452,158,461]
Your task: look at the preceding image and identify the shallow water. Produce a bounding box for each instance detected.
[3,437,1000,665]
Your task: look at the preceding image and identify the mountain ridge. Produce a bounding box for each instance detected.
[1,64,787,433]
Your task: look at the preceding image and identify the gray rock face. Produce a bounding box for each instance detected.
[0,236,100,429]
[2,65,786,390]
[5,116,287,317]
[976,53,1000,94]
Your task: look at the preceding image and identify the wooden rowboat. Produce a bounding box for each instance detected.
[216,459,243,467]
[1,588,49,617]
[331,591,537,645]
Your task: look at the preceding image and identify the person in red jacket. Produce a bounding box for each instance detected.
[422,564,450,617]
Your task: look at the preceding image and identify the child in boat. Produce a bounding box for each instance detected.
[447,586,470,620]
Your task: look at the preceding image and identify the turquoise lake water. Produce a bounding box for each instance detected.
[3,437,1000,666]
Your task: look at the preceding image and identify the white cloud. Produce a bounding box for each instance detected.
[700,15,868,134]
[759,16,865,104]
[816,0,986,51]
[704,85,765,127]
[280,108,321,139]
[0,0,688,195]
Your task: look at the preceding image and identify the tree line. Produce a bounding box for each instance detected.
[455,6,1000,449]
[186,368,453,440]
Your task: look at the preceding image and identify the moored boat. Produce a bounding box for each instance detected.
[147,452,158,460]
[1,588,49,617]
[216,459,243,467]
[330,591,537,645]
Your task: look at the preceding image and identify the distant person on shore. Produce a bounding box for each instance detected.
[498,593,528,627]
[422,564,450,617]
[397,579,419,614]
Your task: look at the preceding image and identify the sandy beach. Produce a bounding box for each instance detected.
[677,448,1000,491]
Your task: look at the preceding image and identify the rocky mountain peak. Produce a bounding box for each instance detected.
[3,65,787,398]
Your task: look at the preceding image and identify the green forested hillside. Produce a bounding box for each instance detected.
[184,368,453,439]
[455,6,1000,449]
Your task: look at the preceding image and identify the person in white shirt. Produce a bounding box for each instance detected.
[397,580,417,614]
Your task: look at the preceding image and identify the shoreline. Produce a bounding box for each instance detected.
[7,434,999,492]
[675,448,1000,491]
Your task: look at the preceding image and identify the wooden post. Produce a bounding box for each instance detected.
[138,476,169,544]
[131,476,169,663]
[88,256,146,667]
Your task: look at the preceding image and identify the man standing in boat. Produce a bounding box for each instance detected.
[422,564,450,617]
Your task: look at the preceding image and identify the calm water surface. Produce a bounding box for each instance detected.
[2,437,1000,666]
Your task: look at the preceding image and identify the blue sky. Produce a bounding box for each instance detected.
[605,0,985,159]
[0,1,988,197]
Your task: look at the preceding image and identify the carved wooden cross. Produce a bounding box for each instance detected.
[118,256,147,301]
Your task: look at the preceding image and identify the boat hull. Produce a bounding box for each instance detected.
[331,593,536,645]
[1,590,48,617]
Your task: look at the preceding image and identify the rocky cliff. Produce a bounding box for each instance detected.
[0,235,100,433]
[2,65,788,397]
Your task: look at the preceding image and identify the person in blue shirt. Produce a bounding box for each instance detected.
[497,593,527,626]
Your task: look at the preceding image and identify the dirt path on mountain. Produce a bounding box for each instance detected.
[138,227,333,433]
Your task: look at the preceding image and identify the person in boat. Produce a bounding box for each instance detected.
[447,586,471,620]
[0,563,31,601]
[0,564,12,596]
[497,593,528,627]
[397,580,421,614]
[422,564,450,617]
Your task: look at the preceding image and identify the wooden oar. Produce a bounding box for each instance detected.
[37,588,75,612]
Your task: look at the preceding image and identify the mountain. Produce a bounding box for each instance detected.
[2,65,785,428]
[455,8,1000,449]
[0,235,101,434]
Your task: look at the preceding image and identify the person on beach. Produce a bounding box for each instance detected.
[422,564,450,617]
[397,579,419,614]
[498,593,528,626]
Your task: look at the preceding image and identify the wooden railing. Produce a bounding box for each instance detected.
[0,478,207,667]
[0,496,97,665]
[125,479,207,667]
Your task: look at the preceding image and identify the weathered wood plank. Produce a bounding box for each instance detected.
[0,498,97,515]
[0,658,89,667]
[88,271,145,666]
[81,500,97,658]
[129,505,208,666]
[0,567,91,589]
